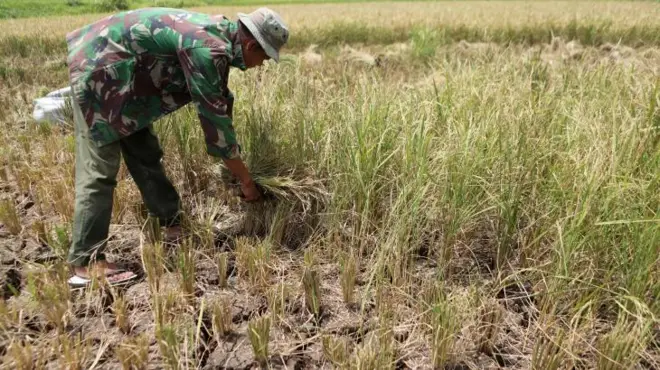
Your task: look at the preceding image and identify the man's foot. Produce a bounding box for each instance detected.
[72,260,116,279]
[69,261,137,288]
[164,225,183,244]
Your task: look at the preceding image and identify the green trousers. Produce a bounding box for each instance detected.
[67,94,181,267]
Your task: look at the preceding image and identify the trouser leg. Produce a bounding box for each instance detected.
[68,98,121,267]
[119,126,181,228]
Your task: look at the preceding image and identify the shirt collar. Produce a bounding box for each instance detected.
[227,20,247,71]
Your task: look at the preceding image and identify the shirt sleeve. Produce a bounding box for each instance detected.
[178,46,240,159]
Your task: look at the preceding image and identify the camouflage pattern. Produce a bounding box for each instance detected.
[66,8,247,159]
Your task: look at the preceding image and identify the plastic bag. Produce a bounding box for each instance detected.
[32,86,72,124]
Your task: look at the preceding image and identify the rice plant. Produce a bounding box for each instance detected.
[0,199,21,235]
[58,332,89,370]
[112,294,130,334]
[235,236,272,292]
[216,252,229,288]
[597,314,651,370]
[5,340,38,370]
[248,314,271,368]
[532,327,566,370]
[322,335,349,367]
[339,249,357,305]
[302,249,322,318]
[210,297,233,340]
[177,237,197,299]
[26,264,71,332]
[267,282,290,323]
[116,334,149,370]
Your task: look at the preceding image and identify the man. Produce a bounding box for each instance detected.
[65,7,289,287]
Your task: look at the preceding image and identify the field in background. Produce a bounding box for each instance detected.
[0,1,659,369]
[0,0,406,19]
[2,1,660,39]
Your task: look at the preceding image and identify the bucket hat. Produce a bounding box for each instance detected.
[238,7,289,62]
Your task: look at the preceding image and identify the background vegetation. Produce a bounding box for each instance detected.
[0,0,433,19]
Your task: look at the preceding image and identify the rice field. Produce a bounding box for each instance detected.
[0,1,659,369]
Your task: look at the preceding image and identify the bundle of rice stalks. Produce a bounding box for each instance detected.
[251,175,328,210]
[216,165,329,249]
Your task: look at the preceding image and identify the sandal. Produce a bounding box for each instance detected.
[68,268,138,288]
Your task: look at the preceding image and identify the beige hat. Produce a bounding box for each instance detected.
[238,7,289,62]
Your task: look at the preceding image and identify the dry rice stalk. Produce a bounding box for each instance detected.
[58,332,89,370]
[217,164,328,209]
[0,199,21,235]
[532,326,566,370]
[267,282,291,323]
[216,164,329,249]
[216,252,229,288]
[322,335,350,367]
[597,314,651,370]
[26,264,71,332]
[116,334,149,370]
[476,299,504,356]
[303,249,322,318]
[6,340,38,370]
[340,249,357,305]
[112,295,131,334]
[211,297,233,339]
[0,299,18,332]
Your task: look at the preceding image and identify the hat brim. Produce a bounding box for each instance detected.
[238,13,279,62]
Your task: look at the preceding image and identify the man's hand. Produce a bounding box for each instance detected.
[241,179,261,202]
[222,157,261,202]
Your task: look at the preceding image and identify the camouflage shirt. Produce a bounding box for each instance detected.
[66,7,247,159]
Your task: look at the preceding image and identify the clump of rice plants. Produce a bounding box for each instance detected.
[217,165,329,249]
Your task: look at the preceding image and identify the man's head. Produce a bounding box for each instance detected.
[237,8,289,69]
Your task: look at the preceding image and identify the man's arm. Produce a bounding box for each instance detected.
[177,46,260,200]
[223,158,251,184]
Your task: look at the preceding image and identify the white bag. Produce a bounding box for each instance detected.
[32,86,72,124]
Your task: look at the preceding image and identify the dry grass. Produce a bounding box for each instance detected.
[0,1,658,369]
[0,1,658,39]
[116,334,149,370]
